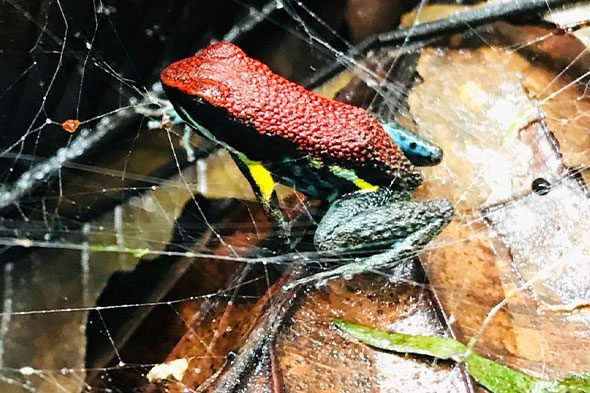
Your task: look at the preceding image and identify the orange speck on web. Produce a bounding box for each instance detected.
[62,119,80,133]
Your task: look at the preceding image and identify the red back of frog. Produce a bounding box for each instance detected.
[161,42,420,189]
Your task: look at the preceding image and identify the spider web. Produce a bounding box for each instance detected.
[0,0,589,392]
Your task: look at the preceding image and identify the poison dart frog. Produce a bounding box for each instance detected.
[161,42,453,283]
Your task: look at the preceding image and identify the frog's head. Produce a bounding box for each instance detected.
[160,41,243,101]
[160,42,287,159]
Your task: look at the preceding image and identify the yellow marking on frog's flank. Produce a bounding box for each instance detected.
[247,161,275,202]
[354,179,379,192]
[328,165,379,192]
[236,152,275,202]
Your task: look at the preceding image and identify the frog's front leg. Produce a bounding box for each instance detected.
[230,152,291,243]
[378,118,443,166]
[285,188,453,289]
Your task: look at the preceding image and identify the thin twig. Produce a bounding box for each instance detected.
[223,0,281,42]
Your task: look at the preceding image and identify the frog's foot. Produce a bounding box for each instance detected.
[285,189,453,289]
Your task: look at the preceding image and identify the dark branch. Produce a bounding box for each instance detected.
[307,0,578,88]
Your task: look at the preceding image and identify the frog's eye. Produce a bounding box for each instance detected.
[378,118,442,166]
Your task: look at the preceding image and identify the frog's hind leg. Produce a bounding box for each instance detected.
[285,188,453,289]
[286,215,449,289]
[230,152,291,243]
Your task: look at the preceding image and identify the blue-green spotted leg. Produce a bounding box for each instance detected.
[284,188,453,289]
[378,118,443,166]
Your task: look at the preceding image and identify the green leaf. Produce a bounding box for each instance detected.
[333,319,467,361]
[466,353,541,393]
[333,320,590,393]
[547,374,590,393]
